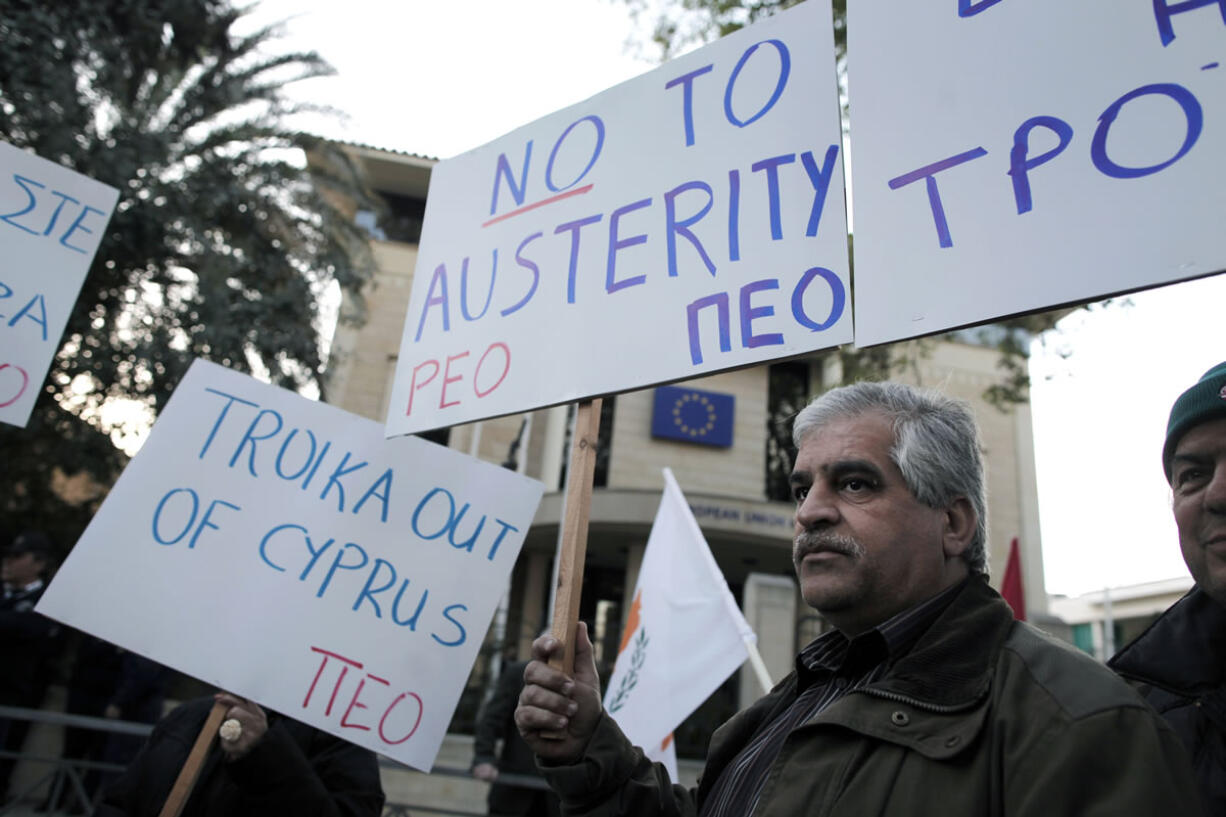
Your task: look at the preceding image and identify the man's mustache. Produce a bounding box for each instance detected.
[793,531,865,564]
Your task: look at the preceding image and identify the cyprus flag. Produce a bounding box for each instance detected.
[603,468,758,782]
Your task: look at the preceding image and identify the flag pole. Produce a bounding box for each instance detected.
[743,637,774,695]
[157,699,227,817]
[547,398,603,678]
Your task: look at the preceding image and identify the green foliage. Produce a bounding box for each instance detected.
[621,0,841,61]
[0,0,377,554]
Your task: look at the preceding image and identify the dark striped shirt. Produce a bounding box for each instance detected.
[698,581,966,817]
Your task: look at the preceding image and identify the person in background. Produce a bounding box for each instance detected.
[0,530,62,804]
[515,380,1204,816]
[472,656,560,817]
[95,691,384,817]
[1111,360,1226,813]
[44,633,171,813]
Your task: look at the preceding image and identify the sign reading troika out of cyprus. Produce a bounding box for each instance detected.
[386,0,849,437]
[849,0,1226,347]
[38,360,544,772]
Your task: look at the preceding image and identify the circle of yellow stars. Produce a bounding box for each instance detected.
[673,392,718,438]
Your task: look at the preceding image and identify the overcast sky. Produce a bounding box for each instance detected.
[244,0,1224,599]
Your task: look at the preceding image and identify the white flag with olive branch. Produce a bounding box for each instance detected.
[603,468,758,782]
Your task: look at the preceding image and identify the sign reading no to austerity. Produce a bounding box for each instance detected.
[386,0,848,436]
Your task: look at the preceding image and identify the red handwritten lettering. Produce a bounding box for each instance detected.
[0,363,29,408]
[379,692,424,745]
[303,646,425,747]
[303,646,362,712]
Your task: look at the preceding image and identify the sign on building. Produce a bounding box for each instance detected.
[651,385,735,447]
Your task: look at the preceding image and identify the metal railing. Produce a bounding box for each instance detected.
[0,705,549,817]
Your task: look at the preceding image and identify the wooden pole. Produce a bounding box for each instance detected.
[547,398,602,678]
[157,699,227,817]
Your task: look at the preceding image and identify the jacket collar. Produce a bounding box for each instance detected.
[863,576,1014,710]
[1109,585,1226,695]
[698,578,1014,796]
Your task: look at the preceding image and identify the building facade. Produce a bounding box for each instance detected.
[320,143,1050,761]
[1048,576,1194,661]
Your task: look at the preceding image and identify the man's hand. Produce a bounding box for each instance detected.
[215,692,269,761]
[472,762,499,782]
[514,622,603,764]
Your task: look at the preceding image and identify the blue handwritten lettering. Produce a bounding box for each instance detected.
[546,116,605,193]
[0,175,45,236]
[687,293,732,365]
[750,154,795,240]
[320,452,369,513]
[1009,116,1074,214]
[888,147,988,248]
[414,264,450,342]
[1091,83,1202,179]
[727,169,741,261]
[606,198,652,293]
[490,142,533,215]
[554,213,603,304]
[665,64,715,147]
[316,542,369,599]
[229,408,284,476]
[7,293,49,341]
[502,233,542,316]
[792,267,846,333]
[460,252,497,321]
[665,181,716,278]
[959,0,1005,18]
[1152,0,1226,46]
[740,279,784,349]
[151,488,199,545]
[801,146,840,237]
[725,40,790,128]
[432,604,468,647]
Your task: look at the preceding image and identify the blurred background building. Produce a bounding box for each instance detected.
[1047,576,1194,661]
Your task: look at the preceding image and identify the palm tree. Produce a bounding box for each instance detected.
[0,0,378,548]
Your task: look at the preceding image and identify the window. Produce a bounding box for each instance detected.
[765,361,810,501]
[357,191,426,244]
[1072,622,1095,655]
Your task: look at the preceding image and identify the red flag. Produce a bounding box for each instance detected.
[1001,537,1026,621]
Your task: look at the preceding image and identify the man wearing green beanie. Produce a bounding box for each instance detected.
[1110,360,1226,814]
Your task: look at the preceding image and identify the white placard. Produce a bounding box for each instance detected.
[38,360,544,771]
[0,141,118,426]
[387,0,848,437]
[849,1,1226,347]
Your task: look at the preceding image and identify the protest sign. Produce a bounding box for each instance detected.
[0,141,118,426]
[386,0,848,437]
[37,359,545,771]
[849,1,1226,347]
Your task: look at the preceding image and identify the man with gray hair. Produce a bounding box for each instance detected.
[515,380,1202,816]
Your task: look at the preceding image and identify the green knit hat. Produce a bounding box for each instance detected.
[1164,360,1226,481]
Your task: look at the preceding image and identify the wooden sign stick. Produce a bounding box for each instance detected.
[547,398,603,678]
[157,699,227,817]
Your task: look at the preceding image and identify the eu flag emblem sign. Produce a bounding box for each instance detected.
[651,386,735,447]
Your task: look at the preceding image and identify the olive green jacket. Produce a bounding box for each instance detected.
[541,578,1202,817]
